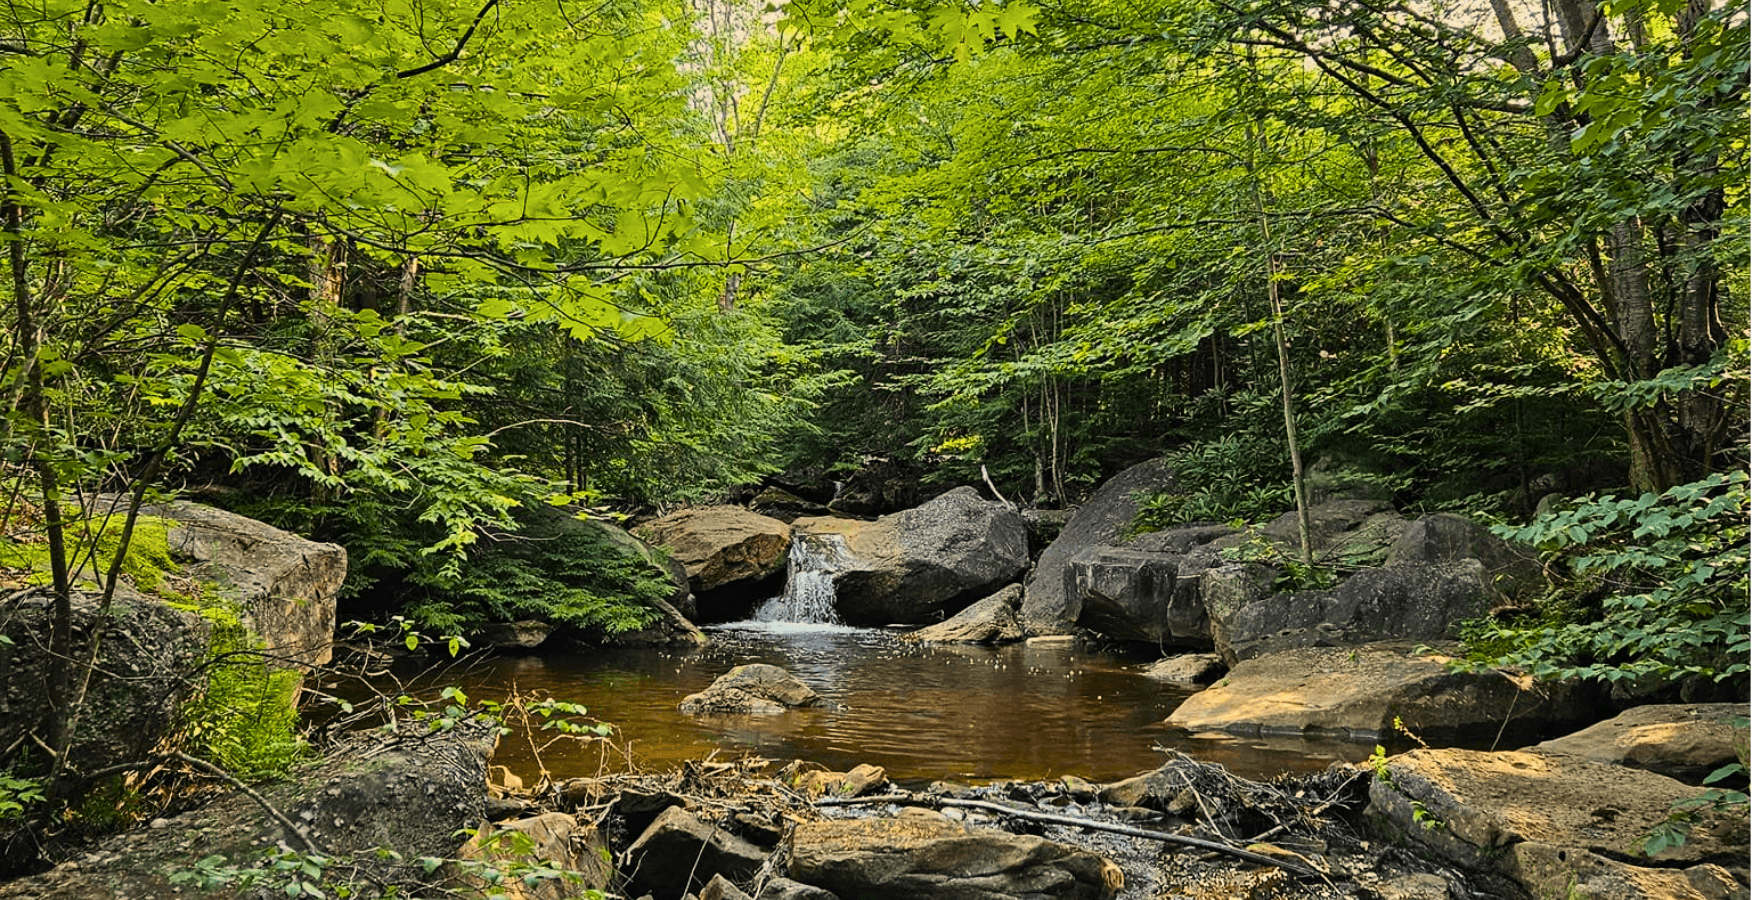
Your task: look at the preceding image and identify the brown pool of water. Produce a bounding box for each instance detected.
[372,624,1376,787]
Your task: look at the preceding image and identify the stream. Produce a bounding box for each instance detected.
[403,622,1376,788]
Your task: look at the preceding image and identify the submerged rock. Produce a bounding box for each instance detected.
[679,663,824,715]
[1140,653,1226,686]
[787,813,1124,899]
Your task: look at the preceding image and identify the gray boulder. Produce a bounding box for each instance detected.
[756,878,841,899]
[1066,524,1235,644]
[1216,561,1497,663]
[111,495,346,668]
[1369,748,1749,900]
[794,487,1028,625]
[902,584,1025,644]
[623,806,768,899]
[0,585,210,774]
[1167,643,1596,743]
[787,813,1124,899]
[476,619,555,650]
[1386,513,1543,597]
[679,664,824,715]
[1021,458,1180,634]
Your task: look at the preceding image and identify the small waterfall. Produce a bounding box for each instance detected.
[752,533,849,625]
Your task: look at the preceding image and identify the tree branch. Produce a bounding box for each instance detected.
[397,0,502,79]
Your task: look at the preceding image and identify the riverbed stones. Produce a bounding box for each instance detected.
[903,583,1025,643]
[115,495,346,667]
[1534,703,1750,784]
[793,487,1028,625]
[1368,747,1749,899]
[787,814,1124,899]
[623,806,768,899]
[1167,643,1596,742]
[1021,458,1179,634]
[0,585,211,774]
[679,663,824,715]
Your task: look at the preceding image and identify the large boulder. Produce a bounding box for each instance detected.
[1066,524,1235,645]
[1166,644,1598,743]
[621,806,768,899]
[1214,561,1497,664]
[794,487,1028,626]
[787,813,1124,899]
[902,584,1026,644]
[112,496,345,667]
[639,507,792,620]
[679,664,825,715]
[1021,459,1180,634]
[1385,513,1543,596]
[0,720,500,899]
[1369,748,1749,900]
[1535,703,1750,785]
[0,585,210,774]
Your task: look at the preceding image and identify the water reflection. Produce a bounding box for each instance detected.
[385,626,1374,787]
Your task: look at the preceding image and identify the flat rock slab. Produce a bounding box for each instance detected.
[1536,702,1749,784]
[1166,644,1593,742]
[788,814,1124,899]
[1369,748,1749,897]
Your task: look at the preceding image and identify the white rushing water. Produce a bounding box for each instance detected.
[748,533,852,626]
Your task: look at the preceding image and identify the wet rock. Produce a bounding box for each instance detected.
[116,495,346,667]
[451,812,611,900]
[623,806,768,899]
[0,585,210,773]
[1140,653,1226,686]
[794,487,1028,626]
[1021,458,1179,634]
[1067,525,1236,645]
[787,816,1124,899]
[903,584,1025,644]
[1368,748,1749,899]
[639,506,792,619]
[1535,703,1750,785]
[1215,562,1497,664]
[679,664,824,715]
[477,619,555,650]
[1509,842,1745,900]
[1167,643,1596,743]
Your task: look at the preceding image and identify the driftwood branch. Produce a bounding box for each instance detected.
[814,792,1321,879]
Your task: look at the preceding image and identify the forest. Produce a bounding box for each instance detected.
[0,0,1748,866]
